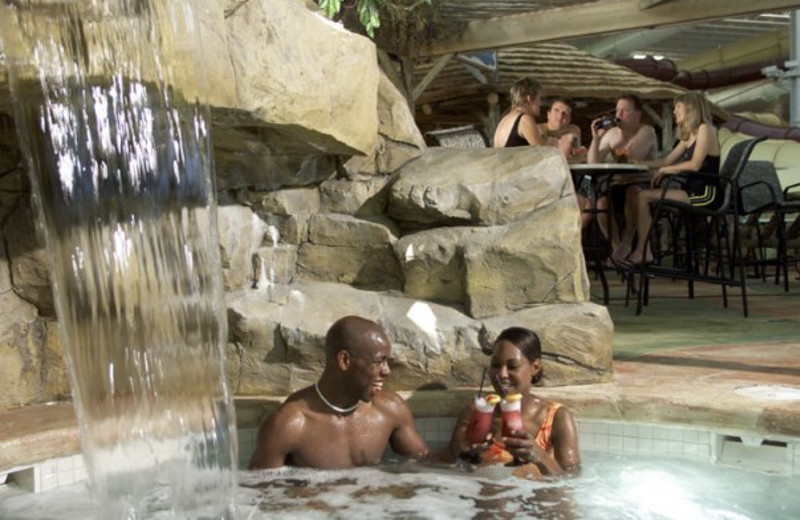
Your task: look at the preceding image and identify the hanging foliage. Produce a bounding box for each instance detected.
[316,0,462,54]
[318,0,432,38]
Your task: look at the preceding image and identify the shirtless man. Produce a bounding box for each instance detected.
[539,97,584,163]
[588,92,657,164]
[539,97,591,224]
[248,316,429,469]
[587,93,658,250]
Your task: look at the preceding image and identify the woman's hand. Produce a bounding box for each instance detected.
[502,430,547,466]
[458,433,493,462]
[651,170,671,188]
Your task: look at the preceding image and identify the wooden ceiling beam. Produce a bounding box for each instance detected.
[638,0,672,9]
[420,0,800,57]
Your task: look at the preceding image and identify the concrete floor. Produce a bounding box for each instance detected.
[536,269,800,440]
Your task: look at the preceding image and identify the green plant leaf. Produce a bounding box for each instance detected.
[319,0,341,19]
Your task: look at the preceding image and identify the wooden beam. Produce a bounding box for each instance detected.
[412,53,454,102]
[421,0,800,57]
[639,0,672,9]
[642,103,664,128]
[377,50,408,99]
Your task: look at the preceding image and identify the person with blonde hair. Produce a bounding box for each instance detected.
[616,91,721,265]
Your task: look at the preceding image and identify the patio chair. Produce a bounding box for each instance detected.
[630,136,766,317]
[738,161,800,292]
[425,125,489,148]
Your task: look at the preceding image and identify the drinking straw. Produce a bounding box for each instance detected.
[493,373,506,398]
[477,367,487,398]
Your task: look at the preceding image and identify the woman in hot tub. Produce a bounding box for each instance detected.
[448,327,581,477]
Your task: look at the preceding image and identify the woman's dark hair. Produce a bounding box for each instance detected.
[494,327,543,384]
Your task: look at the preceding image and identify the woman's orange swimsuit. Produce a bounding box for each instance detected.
[481,403,563,465]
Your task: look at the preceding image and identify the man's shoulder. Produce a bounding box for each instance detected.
[370,390,410,415]
[639,124,657,137]
[266,388,314,428]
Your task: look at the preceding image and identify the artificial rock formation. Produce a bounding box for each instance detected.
[0,0,613,410]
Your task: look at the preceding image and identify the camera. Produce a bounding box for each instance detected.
[593,115,618,130]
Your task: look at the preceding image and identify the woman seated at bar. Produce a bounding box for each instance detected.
[493,77,573,155]
[616,91,721,265]
[493,78,587,224]
[448,327,581,477]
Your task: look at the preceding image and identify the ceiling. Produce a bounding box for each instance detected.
[399,1,799,131]
[568,10,791,63]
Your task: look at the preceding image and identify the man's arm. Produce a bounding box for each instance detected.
[640,125,658,161]
[587,123,611,163]
[384,393,429,461]
[248,407,304,469]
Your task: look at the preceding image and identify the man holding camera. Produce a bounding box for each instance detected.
[586,93,658,256]
[587,92,657,164]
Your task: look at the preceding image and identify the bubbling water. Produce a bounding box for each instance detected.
[1,1,237,518]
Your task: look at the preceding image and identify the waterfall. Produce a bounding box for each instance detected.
[0,1,238,518]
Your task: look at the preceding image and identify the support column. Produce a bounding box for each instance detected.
[791,10,800,127]
[660,102,674,156]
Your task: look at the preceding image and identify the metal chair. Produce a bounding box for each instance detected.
[630,136,766,317]
[738,161,800,292]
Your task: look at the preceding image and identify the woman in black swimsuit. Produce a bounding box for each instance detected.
[492,77,546,148]
[619,92,721,265]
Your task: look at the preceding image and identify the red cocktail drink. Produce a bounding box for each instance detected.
[466,394,500,444]
[500,394,524,437]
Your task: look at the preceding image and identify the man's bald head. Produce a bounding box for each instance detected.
[325,316,389,362]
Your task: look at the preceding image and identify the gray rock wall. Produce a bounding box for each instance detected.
[0,0,613,410]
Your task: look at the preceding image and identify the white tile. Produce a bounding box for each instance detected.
[38,459,57,477]
[623,424,638,437]
[593,422,608,435]
[609,436,623,453]
[72,455,86,472]
[608,423,623,436]
[39,473,58,493]
[56,456,73,475]
[438,418,456,431]
[592,434,608,451]
[577,420,592,434]
[652,426,670,440]
[637,438,653,455]
[668,441,684,454]
[623,437,638,453]
[653,440,669,454]
[73,466,89,482]
[668,428,684,441]
[682,429,699,443]
[637,425,653,440]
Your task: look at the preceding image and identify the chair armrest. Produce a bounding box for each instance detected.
[656,171,718,199]
[657,172,690,191]
[651,173,734,215]
[784,180,800,201]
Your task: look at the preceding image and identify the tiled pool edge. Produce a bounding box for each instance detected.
[4,386,800,494]
[6,416,797,494]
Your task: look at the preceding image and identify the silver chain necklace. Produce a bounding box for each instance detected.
[314,382,360,414]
